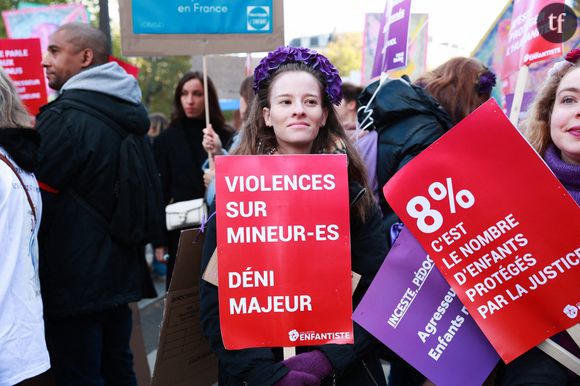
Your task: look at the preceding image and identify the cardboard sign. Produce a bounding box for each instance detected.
[119,0,284,56]
[215,154,352,349]
[384,99,580,363]
[503,0,563,74]
[152,229,218,386]
[354,228,499,386]
[0,38,47,115]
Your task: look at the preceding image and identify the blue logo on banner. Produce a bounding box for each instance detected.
[132,0,273,35]
[247,6,270,31]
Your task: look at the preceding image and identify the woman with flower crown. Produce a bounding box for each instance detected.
[199,46,388,386]
[496,49,580,386]
[358,57,496,386]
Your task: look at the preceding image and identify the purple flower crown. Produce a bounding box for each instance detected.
[477,69,496,95]
[253,46,343,105]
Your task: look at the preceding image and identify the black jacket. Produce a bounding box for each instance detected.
[36,89,155,316]
[154,117,231,206]
[200,184,388,386]
[358,77,452,240]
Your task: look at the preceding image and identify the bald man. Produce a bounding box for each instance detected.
[35,23,157,386]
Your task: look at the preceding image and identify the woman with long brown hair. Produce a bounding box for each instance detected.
[200,46,388,386]
[154,71,231,288]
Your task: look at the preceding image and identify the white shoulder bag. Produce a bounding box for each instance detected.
[165,198,207,230]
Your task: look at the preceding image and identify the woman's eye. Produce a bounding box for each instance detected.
[279,99,291,105]
[562,96,576,104]
[305,99,318,105]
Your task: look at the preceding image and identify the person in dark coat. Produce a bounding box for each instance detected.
[359,57,496,244]
[200,46,388,386]
[153,72,231,289]
[358,57,496,386]
[36,23,157,386]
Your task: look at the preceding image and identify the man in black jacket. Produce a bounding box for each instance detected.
[35,23,156,386]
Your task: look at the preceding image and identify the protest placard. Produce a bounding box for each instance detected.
[0,38,47,115]
[118,0,284,56]
[384,98,580,363]
[2,4,89,52]
[504,0,564,72]
[371,0,412,77]
[503,0,568,122]
[215,154,352,349]
[152,229,218,386]
[354,227,499,386]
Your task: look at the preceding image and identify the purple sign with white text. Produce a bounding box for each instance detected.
[371,0,412,76]
[353,228,499,386]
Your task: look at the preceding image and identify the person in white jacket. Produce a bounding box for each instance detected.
[0,67,49,385]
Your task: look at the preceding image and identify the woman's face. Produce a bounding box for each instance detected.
[180,78,205,119]
[262,71,328,154]
[239,96,248,120]
[551,67,580,165]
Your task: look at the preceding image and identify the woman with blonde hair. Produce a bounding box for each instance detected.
[0,68,50,384]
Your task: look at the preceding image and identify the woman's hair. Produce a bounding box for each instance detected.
[341,82,363,104]
[524,60,578,155]
[239,75,254,108]
[0,68,32,128]
[234,62,374,220]
[415,57,493,125]
[148,112,168,136]
[170,71,226,130]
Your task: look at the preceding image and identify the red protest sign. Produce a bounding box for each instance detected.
[215,154,353,349]
[503,0,563,76]
[384,99,580,363]
[0,38,47,116]
[109,55,139,79]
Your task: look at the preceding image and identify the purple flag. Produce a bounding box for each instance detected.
[371,0,412,77]
[353,228,499,386]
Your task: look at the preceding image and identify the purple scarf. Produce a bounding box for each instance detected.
[544,144,580,205]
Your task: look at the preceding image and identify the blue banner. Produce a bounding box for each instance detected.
[132,0,273,34]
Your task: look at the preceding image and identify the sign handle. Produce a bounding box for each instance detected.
[283,346,296,360]
[202,55,213,162]
[536,338,580,376]
[509,65,529,125]
[567,324,580,347]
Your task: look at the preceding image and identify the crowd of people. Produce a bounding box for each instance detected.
[0,21,578,386]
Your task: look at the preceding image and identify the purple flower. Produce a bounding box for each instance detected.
[477,70,496,95]
[253,46,343,105]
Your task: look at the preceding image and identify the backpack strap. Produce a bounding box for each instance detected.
[0,153,37,222]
